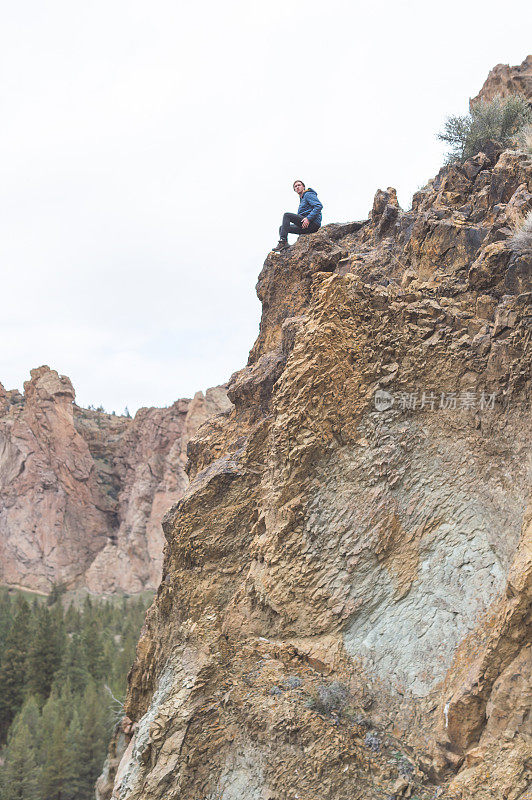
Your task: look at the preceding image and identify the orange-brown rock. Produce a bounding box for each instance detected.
[102,133,531,799]
[470,54,532,107]
[0,366,230,593]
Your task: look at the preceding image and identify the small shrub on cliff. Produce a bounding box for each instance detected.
[514,123,532,156]
[510,210,532,254]
[439,94,532,163]
[307,680,349,715]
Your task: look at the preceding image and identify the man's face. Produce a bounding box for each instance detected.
[293,181,305,197]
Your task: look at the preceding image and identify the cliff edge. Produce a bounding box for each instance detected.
[102,63,532,800]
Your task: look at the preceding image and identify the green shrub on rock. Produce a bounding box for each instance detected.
[439,94,532,163]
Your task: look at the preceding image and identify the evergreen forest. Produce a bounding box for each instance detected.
[0,588,151,800]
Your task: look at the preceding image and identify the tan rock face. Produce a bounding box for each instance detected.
[470,54,532,106]
[0,367,230,593]
[106,143,531,800]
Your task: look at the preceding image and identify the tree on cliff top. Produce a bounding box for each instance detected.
[439,94,532,163]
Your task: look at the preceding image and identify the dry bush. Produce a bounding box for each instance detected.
[513,123,532,156]
[308,680,349,715]
[510,210,532,254]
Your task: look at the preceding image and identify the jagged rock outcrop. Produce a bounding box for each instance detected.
[102,122,531,798]
[0,366,230,593]
[471,54,532,107]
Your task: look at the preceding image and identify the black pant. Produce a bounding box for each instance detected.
[279,212,320,241]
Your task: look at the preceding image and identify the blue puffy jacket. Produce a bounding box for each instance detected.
[298,188,323,225]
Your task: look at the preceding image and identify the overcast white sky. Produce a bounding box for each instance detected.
[0,1,529,413]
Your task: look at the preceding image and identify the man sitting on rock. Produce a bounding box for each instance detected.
[272,180,323,252]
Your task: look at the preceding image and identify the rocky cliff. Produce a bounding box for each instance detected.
[0,366,230,594]
[101,65,532,800]
[471,54,532,107]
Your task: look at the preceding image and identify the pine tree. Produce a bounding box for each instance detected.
[0,589,13,662]
[82,595,93,616]
[40,693,71,800]
[57,632,91,696]
[0,597,31,742]
[64,602,81,634]
[47,582,67,606]
[82,617,107,681]
[74,681,110,800]
[0,698,43,800]
[112,624,138,692]
[26,605,64,704]
[64,707,84,800]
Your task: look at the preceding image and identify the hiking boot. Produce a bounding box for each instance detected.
[271,239,289,253]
